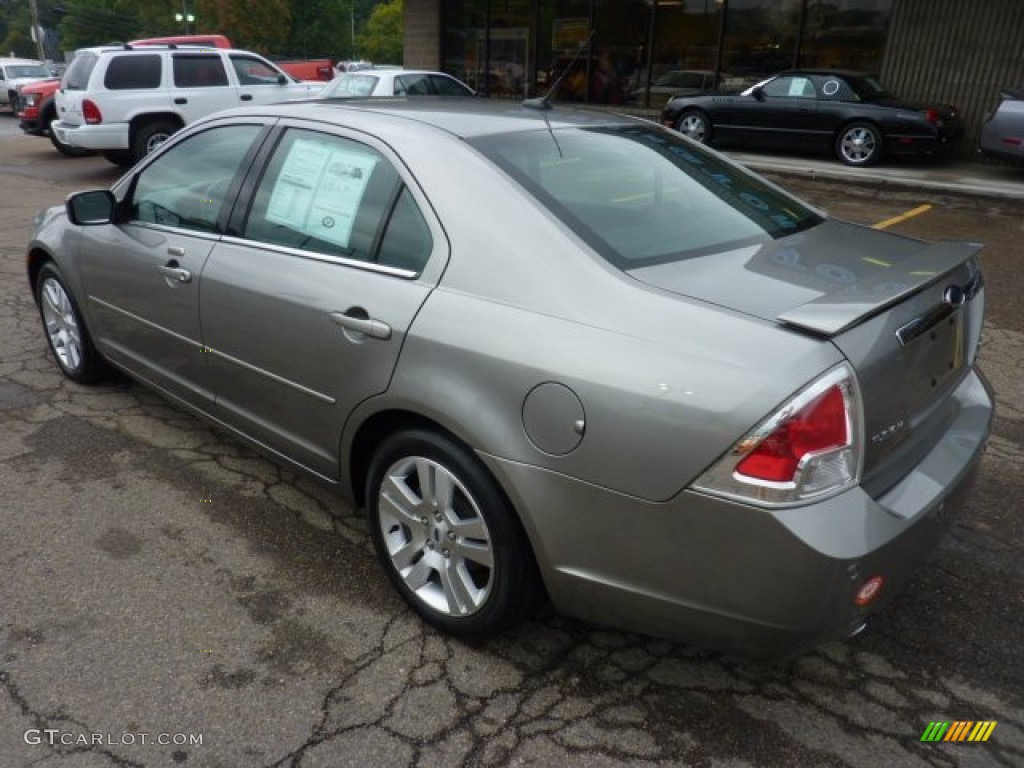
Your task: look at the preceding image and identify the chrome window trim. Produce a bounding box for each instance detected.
[127,221,223,242]
[220,235,419,279]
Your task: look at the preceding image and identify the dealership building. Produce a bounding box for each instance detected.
[404,0,1024,162]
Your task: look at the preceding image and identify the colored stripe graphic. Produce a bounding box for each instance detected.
[921,721,997,742]
[945,721,972,741]
[921,722,949,742]
[969,722,998,742]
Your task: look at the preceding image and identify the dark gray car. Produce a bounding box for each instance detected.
[980,88,1024,162]
[27,100,993,656]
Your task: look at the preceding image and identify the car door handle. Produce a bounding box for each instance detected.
[174,97,187,105]
[329,311,392,340]
[240,94,253,101]
[158,261,192,283]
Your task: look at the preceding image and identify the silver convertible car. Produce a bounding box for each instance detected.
[27,100,992,656]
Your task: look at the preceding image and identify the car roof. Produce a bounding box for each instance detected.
[220,99,645,139]
[340,69,450,78]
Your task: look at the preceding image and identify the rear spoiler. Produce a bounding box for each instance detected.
[777,241,984,336]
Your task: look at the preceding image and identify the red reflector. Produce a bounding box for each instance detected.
[1002,137,1023,146]
[924,108,939,124]
[735,385,848,483]
[83,99,102,124]
[855,576,885,607]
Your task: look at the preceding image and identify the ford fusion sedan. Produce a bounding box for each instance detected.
[662,69,964,166]
[27,100,992,656]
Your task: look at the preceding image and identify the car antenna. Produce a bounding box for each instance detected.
[522,29,595,111]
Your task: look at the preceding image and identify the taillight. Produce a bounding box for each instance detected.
[924,108,939,124]
[693,364,863,507]
[83,99,102,124]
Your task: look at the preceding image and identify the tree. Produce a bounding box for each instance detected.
[357,0,401,64]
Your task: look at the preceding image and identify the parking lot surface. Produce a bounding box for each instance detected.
[1,121,1023,768]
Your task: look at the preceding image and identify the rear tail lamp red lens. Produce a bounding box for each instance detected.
[693,364,863,507]
[82,99,102,124]
[734,385,849,483]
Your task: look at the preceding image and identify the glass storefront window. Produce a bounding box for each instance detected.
[641,1,725,108]
[799,0,892,74]
[439,0,892,108]
[721,0,802,88]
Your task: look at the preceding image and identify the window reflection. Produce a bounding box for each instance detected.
[439,0,892,107]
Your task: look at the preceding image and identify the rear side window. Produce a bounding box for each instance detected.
[173,54,229,87]
[62,53,98,91]
[244,128,409,265]
[105,55,162,90]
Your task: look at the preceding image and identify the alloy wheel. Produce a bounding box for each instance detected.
[376,456,494,617]
[40,276,83,373]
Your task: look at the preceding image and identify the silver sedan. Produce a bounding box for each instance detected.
[27,100,993,656]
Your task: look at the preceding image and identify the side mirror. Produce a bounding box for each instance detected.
[277,73,288,85]
[66,189,115,226]
[752,86,765,101]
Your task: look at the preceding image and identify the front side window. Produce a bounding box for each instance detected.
[230,55,283,86]
[470,125,821,269]
[430,74,473,96]
[104,55,162,90]
[173,54,229,88]
[395,74,431,95]
[762,76,816,99]
[131,125,262,232]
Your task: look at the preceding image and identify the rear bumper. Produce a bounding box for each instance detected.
[51,120,129,150]
[482,367,993,657]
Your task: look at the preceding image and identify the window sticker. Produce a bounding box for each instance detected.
[788,78,808,97]
[823,80,840,96]
[266,137,378,249]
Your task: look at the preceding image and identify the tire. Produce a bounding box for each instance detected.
[9,91,20,114]
[835,122,882,167]
[676,109,712,143]
[366,428,539,638]
[35,263,107,385]
[103,150,135,168]
[131,120,178,164]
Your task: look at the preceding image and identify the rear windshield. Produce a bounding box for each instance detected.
[468,125,822,269]
[321,74,378,97]
[62,53,98,91]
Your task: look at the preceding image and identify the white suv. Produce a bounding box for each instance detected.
[53,45,321,166]
[1,58,53,113]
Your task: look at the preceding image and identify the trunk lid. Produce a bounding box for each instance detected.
[629,219,985,496]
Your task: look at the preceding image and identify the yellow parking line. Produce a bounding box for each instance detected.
[873,204,932,230]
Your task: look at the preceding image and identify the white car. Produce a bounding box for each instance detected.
[318,69,475,98]
[1,58,53,112]
[52,45,321,166]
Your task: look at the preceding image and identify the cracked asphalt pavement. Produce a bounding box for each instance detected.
[1,123,1022,767]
